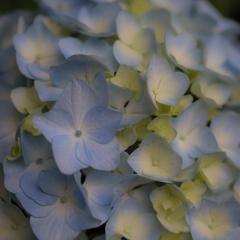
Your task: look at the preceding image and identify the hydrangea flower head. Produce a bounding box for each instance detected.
[1,1,240,239]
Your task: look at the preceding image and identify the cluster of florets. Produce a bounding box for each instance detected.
[1,0,240,239]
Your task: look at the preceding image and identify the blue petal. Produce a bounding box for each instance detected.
[49,55,113,89]
[16,188,54,218]
[30,205,79,240]
[35,80,63,102]
[120,113,148,130]
[21,132,53,165]
[65,174,81,196]
[3,156,27,193]
[49,58,86,89]
[82,106,122,144]
[87,198,111,224]
[91,72,109,107]
[51,135,88,175]
[15,52,34,79]
[53,79,101,130]
[84,171,124,206]
[58,37,83,59]
[32,108,75,143]
[58,37,119,71]
[21,169,58,206]
[71,3,120,37]
[39,169,67,197]
[111,174,152,207]
[76,137,120,171]
[74,171,111,223]
[66,191,101,231]
[27,63,49,80]
[185,126,218,158]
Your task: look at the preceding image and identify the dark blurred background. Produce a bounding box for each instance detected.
[210,0,240,22]
[0,0,239,22]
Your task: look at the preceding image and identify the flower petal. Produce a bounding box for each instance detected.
[83,106,122,144]
[113,40,144,66]
[32,109,75,143]
[21,169,58,205]
[185,126,218,158]
[156,72,190,106]
[38,169,67,197]
[51,135,88,175]
[116,11,141,45]
[75,137,120,171]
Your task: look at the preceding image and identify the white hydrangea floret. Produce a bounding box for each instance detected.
[165,29,208,72]
[113,11,156,66]
[146,53,190,109]
[170,100,218,169]
[211,111,240,169]
[191,72,232,108]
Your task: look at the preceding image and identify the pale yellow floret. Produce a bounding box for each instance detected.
[197,152,233,191]
[147,115,177,143]
[11,86,45,115]
[110,64,144,101]
[21,113,42,136]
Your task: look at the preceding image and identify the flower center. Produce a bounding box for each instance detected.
[60,196,68,203]
[209,223,215,229]
[128,190,134,196]
[120,108,126,114]
[124,228,130,234]
[11,224,18,230]
[153,89,158,95]
[75,130,82,137]
[36,158,43,165]
[152,160,158,166]
[180,135,186,140]
[143,63,148,69]
[34,54,41,63]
